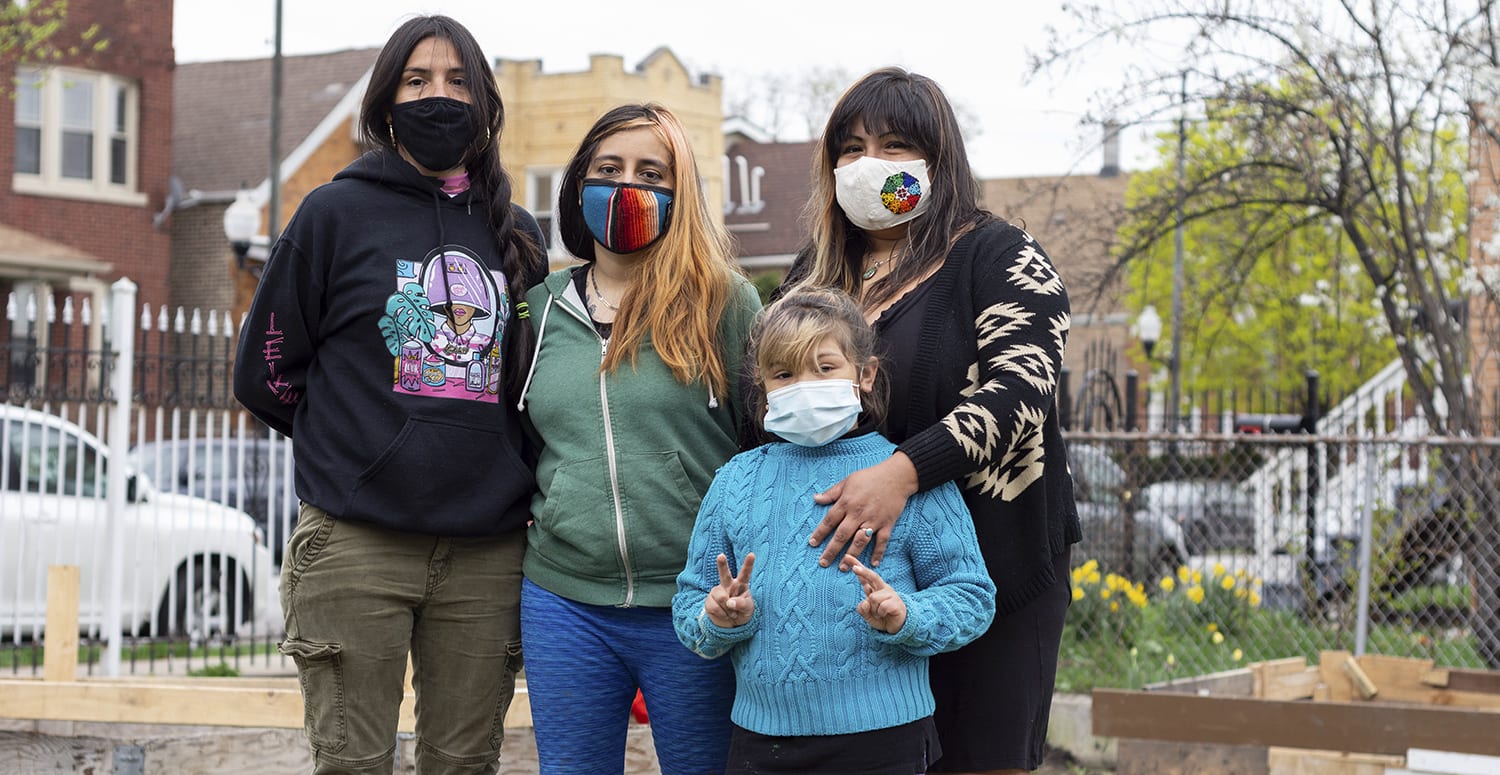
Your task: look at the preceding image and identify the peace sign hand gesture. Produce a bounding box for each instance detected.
[848,556,907,634]
[705,552,756,628]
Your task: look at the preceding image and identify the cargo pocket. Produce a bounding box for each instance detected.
[281,638,347,754]
[488,641,525,750]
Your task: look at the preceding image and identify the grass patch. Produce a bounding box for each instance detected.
[1,638,280,671]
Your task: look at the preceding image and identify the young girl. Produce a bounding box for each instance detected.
[673,288,996,775]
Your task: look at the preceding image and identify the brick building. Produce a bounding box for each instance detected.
[0,0,176,313]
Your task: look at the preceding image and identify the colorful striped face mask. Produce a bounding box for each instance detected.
[580,179,675,254]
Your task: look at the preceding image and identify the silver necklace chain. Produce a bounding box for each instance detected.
[587,265,620,313]
[862,240,905,280]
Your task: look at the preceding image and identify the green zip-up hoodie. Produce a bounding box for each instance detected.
[519,266,762,607]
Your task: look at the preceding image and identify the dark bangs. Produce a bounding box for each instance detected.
[822,68,945,163]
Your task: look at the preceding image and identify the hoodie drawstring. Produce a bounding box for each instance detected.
[516,294,555,411]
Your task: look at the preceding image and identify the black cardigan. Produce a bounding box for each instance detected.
[788,220,1083,614]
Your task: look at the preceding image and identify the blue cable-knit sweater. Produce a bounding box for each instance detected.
[673,432,996,737]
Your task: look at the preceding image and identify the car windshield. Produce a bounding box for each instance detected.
[1142,480,1245,508]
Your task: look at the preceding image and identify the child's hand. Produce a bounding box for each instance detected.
[705,552,756,628]
[848,556,906,634]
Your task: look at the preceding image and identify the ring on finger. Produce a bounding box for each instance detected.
[863,527,874,539]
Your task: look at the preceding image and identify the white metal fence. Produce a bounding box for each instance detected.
[2,280,284,676]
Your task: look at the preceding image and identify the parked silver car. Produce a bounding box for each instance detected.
[129,436,297,564]
[1140,479,1257,555]
[1067,442,1189,581]
[1,405,273,640]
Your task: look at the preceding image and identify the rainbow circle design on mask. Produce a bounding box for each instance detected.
[879,171,923,215]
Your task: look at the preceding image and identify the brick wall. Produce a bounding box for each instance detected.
[0,0,176,310]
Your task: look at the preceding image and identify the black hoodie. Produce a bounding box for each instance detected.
[233,149,546,537]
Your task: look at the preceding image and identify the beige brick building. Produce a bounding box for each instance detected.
[171,46,725,316]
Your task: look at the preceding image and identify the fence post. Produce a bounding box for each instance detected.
[43,565,80,682]
[1353,444,1376,656]
[102,278,138,677]
[1058,367,1072,431]
[1302,369,1321,615]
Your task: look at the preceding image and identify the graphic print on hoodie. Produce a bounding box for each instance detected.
[382,245,509,403]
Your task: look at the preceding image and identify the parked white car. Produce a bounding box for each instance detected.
[0,404,273,640]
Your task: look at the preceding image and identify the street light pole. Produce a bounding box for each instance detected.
[1169,71,1187,435]
[269,0,283,245]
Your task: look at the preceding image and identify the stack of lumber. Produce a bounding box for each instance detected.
[1093,651,1500,775]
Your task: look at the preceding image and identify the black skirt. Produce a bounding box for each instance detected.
[927,547,1072,772]
[725,716,941,775]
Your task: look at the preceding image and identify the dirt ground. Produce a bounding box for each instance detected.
[1033,744,1117,774]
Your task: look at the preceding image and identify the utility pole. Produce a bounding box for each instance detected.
[1169,71,1187,437]
[269,0,283,245]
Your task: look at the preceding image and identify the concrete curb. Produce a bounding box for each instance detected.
[1048,692,1116,768]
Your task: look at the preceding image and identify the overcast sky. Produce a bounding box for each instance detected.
[173,0,1162,179]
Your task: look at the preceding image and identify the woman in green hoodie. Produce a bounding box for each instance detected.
[514,103,762,774]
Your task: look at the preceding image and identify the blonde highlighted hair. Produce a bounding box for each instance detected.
[557,103,743,396]
[746,288,888,434]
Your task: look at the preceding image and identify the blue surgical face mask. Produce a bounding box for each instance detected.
[763,379,863,447]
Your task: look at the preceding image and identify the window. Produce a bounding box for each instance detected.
[526,168,563,257]
[4,418,101,497]
[12,67,144,204]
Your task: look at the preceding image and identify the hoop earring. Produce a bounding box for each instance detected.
[387,121,396,148]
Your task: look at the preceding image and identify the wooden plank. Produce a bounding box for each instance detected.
[1092,688,1500,757]
[1266,747,1403,775]
[43,566,80,683]
[1341,656,1379,700]
[1320,650,1355,703]
[1435,669,1500,695]
[1350,655,1500,710]
[1253,658,1313,700]
[1117,738,1267,775]
[1404,748,1500,775]
[1260,669,1323,702]
[0,679,533,731]
[0,730,110,773]
[1146,666,1255,696]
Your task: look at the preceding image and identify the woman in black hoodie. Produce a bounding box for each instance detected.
[233,15,546,775]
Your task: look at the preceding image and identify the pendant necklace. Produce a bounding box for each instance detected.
[862,240,903,280]
[588,265,620,314]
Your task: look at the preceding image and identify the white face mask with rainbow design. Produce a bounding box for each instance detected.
[833,156,932,231]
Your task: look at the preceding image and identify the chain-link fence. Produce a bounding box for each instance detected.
[1057,430,1499,692]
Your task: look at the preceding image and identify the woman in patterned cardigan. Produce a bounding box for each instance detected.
[777,67,1083,774]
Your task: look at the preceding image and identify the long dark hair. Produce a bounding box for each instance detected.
[358,14,543,396]
[790,67,996,307]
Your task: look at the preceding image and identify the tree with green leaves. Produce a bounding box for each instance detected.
[1,0,107,86]
[1035,0,1500,666]
[1120,97,1419,400]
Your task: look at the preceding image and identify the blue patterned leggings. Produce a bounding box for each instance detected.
[520,578,736,775]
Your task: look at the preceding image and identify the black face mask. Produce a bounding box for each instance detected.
[389,96,479,172]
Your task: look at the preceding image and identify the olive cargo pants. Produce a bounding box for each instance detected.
[280,505,525,775]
